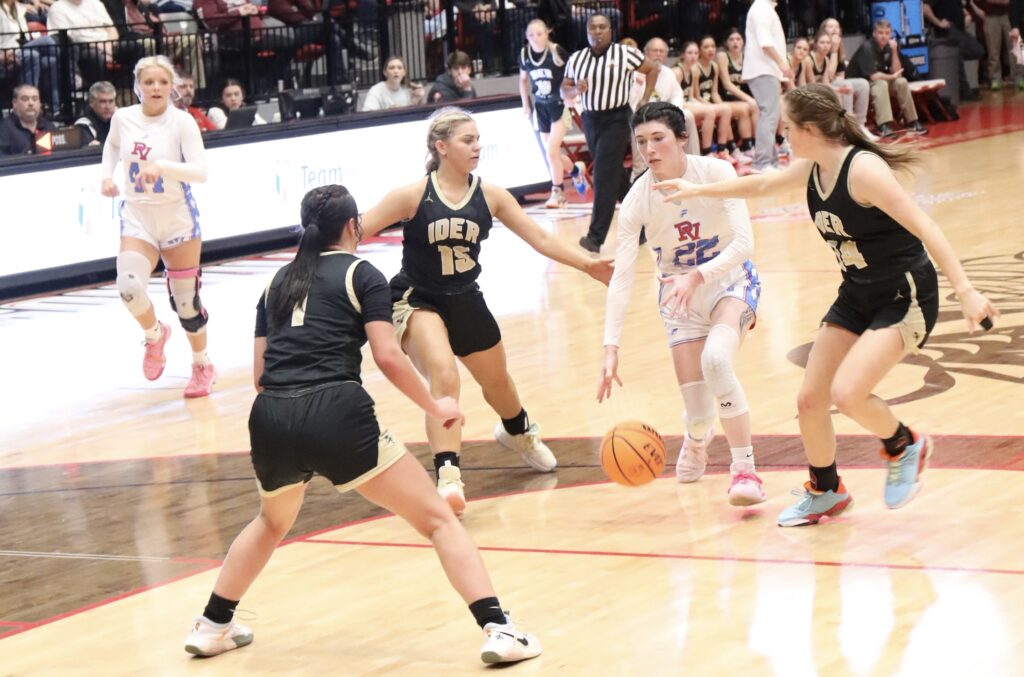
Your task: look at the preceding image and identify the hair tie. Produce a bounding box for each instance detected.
[837,109,845,120]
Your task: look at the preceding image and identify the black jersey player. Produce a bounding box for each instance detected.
[184,185,542,665]
[654,84,997,526]
[359,107,613,517]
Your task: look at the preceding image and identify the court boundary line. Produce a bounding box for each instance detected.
[300,538,1024,578]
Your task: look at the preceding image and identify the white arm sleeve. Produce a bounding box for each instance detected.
[155,115,208,183]
[696,161,754,283]
[603,195,645,347]
[100,111,121,180]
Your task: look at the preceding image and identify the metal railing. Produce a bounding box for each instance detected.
[1,0,871,120]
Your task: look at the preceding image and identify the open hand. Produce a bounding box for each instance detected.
[652,178,701,202]
[659,270,704,318]
[596,347,622,402]
[587,258,615,286]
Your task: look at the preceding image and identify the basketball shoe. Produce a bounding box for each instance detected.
[545,186,566,209]
[184,616,253,657]
[494,423,557,472]
[184,363,217,398]
[883,434,932,509]
[727,461,766,506]
[437,461,466,517]
[480,615,542,664]
[142,322,171,380]
[675,429,714,482]
[571,161,589,195]
[777,480,852,527]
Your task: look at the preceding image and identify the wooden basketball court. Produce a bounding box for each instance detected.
[1,101,1022,674]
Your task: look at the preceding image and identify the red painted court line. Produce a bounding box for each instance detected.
[304,538,1024,578]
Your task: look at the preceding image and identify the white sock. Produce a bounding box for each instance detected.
[192,350,211,366]
[730,446,754,468]
[144,322,162,342]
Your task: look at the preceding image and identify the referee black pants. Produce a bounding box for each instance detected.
[581,106,632,246]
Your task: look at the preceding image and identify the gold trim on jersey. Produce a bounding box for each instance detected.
[331,427,407,493]
[430,171,479,211]
[344,258,364,314]
[812,145,855,201]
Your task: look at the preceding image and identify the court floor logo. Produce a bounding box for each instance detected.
[787,251,1023,407]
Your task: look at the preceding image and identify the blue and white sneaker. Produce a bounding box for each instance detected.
[883,434,932,509]
[777,480,853,527]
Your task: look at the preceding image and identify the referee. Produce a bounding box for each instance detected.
[562,13,658,253]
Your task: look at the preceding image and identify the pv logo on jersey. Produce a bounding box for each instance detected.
[131,142,152,161]
[674,220,701,242]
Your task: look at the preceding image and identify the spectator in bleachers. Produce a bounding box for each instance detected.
[74,79,116,144]
[846,19,928,137]
[47,0,143,85]
[981,0,1019,89]
[675,40,735,158]
[428,49,477,103]
[819,17,871,136]
[0,83,54,155]
[362,55,425,110]
[174,70,216,130]
[267,0,367,85]
[740,0,789,173]
[1,0,60,113]
[207,78,267,128]
[924,0,986,100]
[193,0,294,58]
[175,70,217,130]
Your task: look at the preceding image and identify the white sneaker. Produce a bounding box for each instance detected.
[437,461,466,517]
[545,186,566,209]
[731,147,753,164]
[675,430,714,482]
[480,617,542,664]
[184,616,253,657]
[494,422,557,472]
[728,460,766,506]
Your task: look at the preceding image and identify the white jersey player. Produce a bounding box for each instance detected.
[101,55,215,398]
[597,101,765,506]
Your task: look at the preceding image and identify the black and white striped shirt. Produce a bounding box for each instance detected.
[565,43,644,111]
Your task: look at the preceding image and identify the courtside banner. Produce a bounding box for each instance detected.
[0,104,548,277]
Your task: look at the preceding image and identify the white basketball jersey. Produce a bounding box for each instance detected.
[103,104,207,207]
[604,155,755,347]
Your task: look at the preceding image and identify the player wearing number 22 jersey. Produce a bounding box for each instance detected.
[103,103,205,250]
[606,154,760,347]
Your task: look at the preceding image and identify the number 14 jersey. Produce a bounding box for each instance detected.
[399,172,493,293]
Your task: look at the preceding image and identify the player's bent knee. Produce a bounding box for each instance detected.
[116,250,154,317]
[829,384,862,415]
[167,267,209,333]
[796,389,829,416]
[429,364,461,396]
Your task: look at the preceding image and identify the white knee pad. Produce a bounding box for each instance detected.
[116,250,153,317]
[167,267,208,333]
[680,381,716,440]
[701,324,749,419]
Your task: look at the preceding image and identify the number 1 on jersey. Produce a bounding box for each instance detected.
[438,245,475,276]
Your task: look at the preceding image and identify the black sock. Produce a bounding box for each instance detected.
[741,138,754,151]
[434,451,459,479]
[775,134,785,145]
[203,592,239,625]
[882,422,914,458]
[809,463,839,493]
[469,596,506,628]
[501,409,529,436]
[552,183,562,190]
[725,140,737,152]
[701,146,712,155]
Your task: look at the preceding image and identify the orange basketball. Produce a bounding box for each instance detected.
[600,421,666,486]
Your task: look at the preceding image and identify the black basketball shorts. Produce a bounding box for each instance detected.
[822,259,939,353]
[390,277,502,357]
[533,100,565,134]
[248,381,406,496]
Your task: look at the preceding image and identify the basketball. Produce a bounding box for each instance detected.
[600,422,666,486]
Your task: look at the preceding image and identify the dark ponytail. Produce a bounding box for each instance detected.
[270,185,358,329]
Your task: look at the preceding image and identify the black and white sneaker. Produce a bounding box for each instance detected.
[480,617,542,664]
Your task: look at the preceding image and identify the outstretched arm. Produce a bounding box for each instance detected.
[359,179,426,240]
[487,183,613,285]
[654,158,813,202]
[850,153,998,332]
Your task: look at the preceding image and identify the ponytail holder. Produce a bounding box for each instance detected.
[837,109,845,120]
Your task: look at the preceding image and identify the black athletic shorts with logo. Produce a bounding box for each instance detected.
[390,273,502,357]
[821,259,939,352]
[249,381,406,496]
